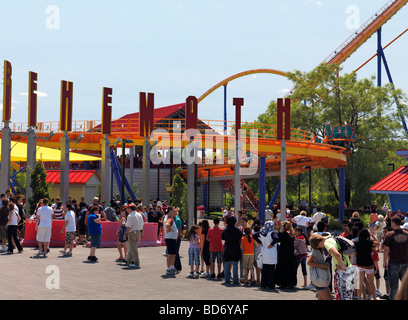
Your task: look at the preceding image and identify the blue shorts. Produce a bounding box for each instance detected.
[188,247,201,266]
[314,285,327,293]
[90,234,101,248]
[369,222,376,228]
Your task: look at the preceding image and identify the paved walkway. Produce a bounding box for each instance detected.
[0,236,388,301]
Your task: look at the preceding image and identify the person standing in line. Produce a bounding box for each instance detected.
[186,225,201,277]
[308,234,333,300]
[324,233,354,300]
[35,198,53,257]
[240,227,257,285]
[116,208,128,262]
[257,221,279,290]
[207,218,224,279]
[87,205,103,262]
[383,215,408,300]
[6,202,23,254]
[163,206,178,275]
[221,216,242,285]
[174,207,183,274]
[0,199,9,252]
[200,219,211,276]
[276,221,297,289]
[294,227,311,288]
[125,204,144,268]
[354,228,379,300]
[60,203,77,257]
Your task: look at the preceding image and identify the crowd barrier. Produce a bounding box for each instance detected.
[22,219,77,248]
[21,220,165,248]
[85,221,165,248]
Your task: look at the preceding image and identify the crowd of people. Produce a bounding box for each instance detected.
[162,203,408,301]
[1,189,408,300]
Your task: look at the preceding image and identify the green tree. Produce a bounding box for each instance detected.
[253,63,407,210]
[28,161,51,216]
[170,167,187,221]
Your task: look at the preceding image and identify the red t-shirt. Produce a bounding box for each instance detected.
[207,227,223,252]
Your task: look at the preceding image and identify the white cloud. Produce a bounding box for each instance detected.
[19,91,48,97]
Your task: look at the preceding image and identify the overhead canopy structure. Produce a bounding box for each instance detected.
[0,139,101,162]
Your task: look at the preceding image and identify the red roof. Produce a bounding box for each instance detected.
[369,166,408,193]
[92,103,185,133]
[46,170,98,185]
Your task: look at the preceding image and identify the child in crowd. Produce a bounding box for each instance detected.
[116,207,128,262]
[294,226,311,288]
[354,228,379,300]
[207,218,224,279]
[186,225,201,277]
[240,227,257,285]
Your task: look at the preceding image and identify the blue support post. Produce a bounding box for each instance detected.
[269,181,281,208]
[339,167,345,221]
[258,157,266,224]
[377,27,382,87]
[110,151,137,200]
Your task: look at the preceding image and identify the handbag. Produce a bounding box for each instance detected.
[309,249,331,288]
[256,253,263,269]
[310,266,331,288]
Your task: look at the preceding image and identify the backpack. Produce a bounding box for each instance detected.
[332,235,355,255]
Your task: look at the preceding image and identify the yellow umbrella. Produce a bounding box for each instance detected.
[0,139,101,162]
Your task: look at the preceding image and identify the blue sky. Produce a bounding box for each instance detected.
[1,0,408,125]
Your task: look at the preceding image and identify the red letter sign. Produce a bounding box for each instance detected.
[277,98,291,140]
[60,80,73,131]
[102,87,113,135]
[28,71,38,127]
[139,92,154,137]
[3,60,12,122]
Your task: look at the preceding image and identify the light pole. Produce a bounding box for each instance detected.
[387,163,395,172]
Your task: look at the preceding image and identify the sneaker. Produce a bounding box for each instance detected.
[129,263,136,268]
[188,272,194,277]
[380,293,389,300]
[166,268,177,275]
[18,249,23,254]
[376,289,382,297]
[36,250,44,256]
[59,249,66,253]
[217,273,223,279]
[63,251,72,257]
[194,272,199,277]
[210,273,215,279]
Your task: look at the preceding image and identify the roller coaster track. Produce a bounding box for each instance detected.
[197,0,408,101]
[324,0,408,66]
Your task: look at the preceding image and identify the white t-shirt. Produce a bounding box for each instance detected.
[125,211,144,232]
[163,214,178,239]
[293,215,309,227]
[312,211,326,224]
[64,210,77,232]
[37,205,53,228]
[265,209,272,221]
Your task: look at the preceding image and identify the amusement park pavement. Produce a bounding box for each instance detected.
[0,236,388,303]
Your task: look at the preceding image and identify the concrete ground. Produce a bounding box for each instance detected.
[0,234,389,301]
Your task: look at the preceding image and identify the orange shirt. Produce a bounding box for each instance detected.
[241,235,255,255]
